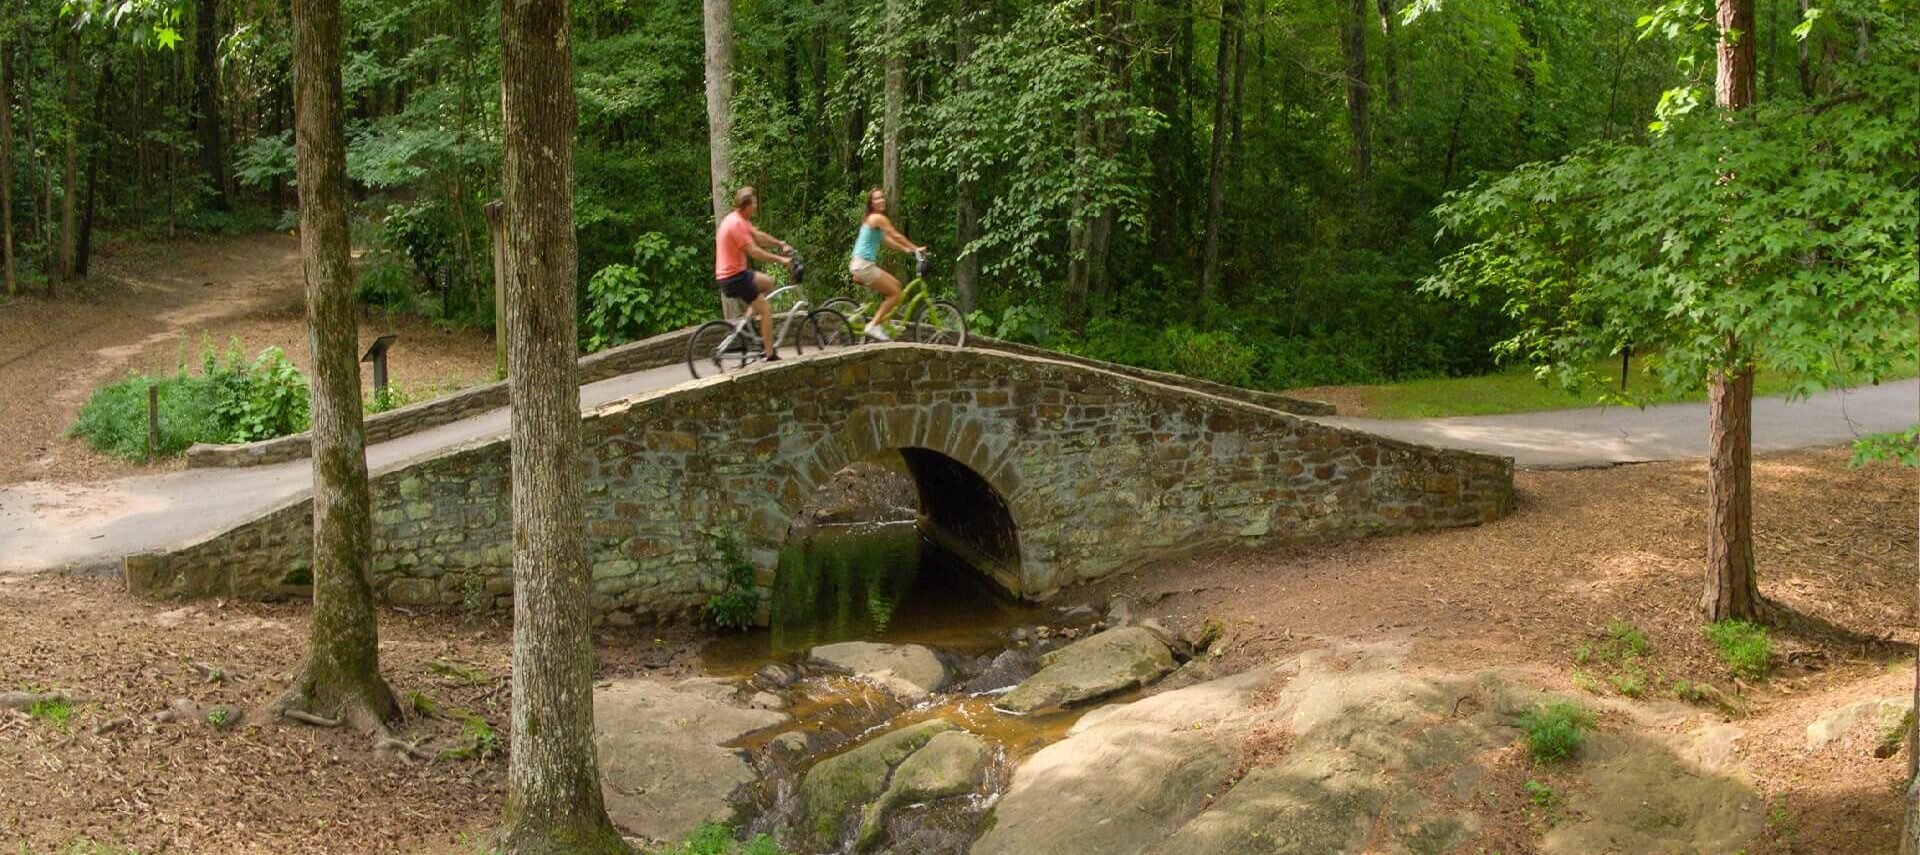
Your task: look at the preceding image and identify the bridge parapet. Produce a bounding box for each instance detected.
[127,345,1511,624]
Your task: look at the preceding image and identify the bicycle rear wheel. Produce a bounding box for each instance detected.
[909,300,968,347]
[687,320,758,379]
[807,308,856,350]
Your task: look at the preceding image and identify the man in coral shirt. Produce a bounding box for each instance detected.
[715,186,795,361]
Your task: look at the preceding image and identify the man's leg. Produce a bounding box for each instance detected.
[752,272,777,357]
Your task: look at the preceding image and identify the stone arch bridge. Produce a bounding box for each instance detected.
[126,345,1513,623]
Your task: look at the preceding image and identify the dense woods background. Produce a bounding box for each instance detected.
[0,0,1910,390]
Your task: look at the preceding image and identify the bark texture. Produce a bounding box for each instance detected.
[1700,0,1762,623]
[1,44,15,296]
[496,0,627,850]
[1199,0,1241,301]
[282,0,399,732]
[59,29,77,281]
[194,0,232,211]
[952,7,979,314]
[1342,0,1372,187]
[701,0,733,222]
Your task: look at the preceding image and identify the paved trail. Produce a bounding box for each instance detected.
[2,360,1911,575]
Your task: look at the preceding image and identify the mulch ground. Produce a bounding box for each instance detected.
[0,446,1912,853]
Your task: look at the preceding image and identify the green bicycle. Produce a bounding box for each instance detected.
[823,251,968,347]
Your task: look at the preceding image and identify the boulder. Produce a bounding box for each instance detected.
[856,730,990,850]
[997,626,1175,714]
[1806,695,1911,751]
[959,648,1041,695]
[798,718,959,848]
[973,642,1765,855]
[593,677,787,842]
[808,641,950,704]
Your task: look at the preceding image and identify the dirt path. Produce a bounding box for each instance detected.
[0,234,497,487]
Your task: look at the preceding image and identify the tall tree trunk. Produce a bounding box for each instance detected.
[59,29,78,282]
[702,0,737,317]
[1063,106,1094,331]
[276,0,400,736]
[194,0,232,211]
[882,0,904,215]
[1087,0,1133,302]
[1,44,16,297]
[1701,0,1761,623]
[75,55,111,278]
[496,0,625,850]
[702,0,733,221]
[1147,0,1185,259]
[1904,120,1920,853]
[1375,0,1401,110]
[1198,0,1240,302]
[952,4,979,314]
[1341,0,1371,189]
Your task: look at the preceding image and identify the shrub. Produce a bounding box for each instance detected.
[1163,327,1258,388]
[1605,620,1650,659]
[583,232,705,351]
[68,342,312,459]
[1705,620,1772,680]
[704,537,761,631]
[658,822,793,855]
[1517,701,1594,764]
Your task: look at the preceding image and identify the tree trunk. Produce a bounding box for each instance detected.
[1063,105,1093,331]
[882,0,904,215]
[496,0,625,850]
[59,29,78,282]
[702,0,733,222]
[1198,0,1240,302]
[1701,0,1761,623]
[75,55,112,278]
[952,5,979,314]
[1087,0,1133,302]
[1376,0,1400,110]
[1341,0,1371,189]
[1,44,16,297]
[1147,0,1185,260]
[1901,62,1919,855]
[277,0,400,735]
[194,0,232,211]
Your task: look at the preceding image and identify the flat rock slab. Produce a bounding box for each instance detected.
[594,677,787,843]
[800,718,959,849]
[1806,695,1910,750]
[807,641,950,703]
[997,626,1175,714]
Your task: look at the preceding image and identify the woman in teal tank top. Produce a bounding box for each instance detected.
[848,188,926,341]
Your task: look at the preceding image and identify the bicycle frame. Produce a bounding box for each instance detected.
[708,283,813,357]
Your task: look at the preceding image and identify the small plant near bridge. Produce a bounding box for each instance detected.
[704,537,761,631]
[1517,701,1594,765]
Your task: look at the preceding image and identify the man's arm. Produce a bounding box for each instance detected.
[751,227,790,252]
[746,243,792,267]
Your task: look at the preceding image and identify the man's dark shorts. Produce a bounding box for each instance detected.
[717,270,758,304]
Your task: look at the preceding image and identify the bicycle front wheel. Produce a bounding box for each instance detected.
[687,320,757,379]
[909,300,968,347]
[806,308,856,350]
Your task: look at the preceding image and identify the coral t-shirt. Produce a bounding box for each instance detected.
[715,211,754,279]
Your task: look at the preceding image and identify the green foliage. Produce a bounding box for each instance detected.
[1705,620,1772,681]
[28,696,73,729]
[654,822,793,855]
[1852,427,1920,469]
[1164,328,1258,388]
[233,132,296,191]
[68,342,312,458]
[583,233,707,351]
[1516,701,1594,764]
[1604,620,1649,660]
[1425,17,1919,404]
[705,538,762,631]
[366,384,415,415]
[1524,779,1560,809]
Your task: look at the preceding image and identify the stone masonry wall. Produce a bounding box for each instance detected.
[128,345,1511,624]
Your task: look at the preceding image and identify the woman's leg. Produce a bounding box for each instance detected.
[868,269,903,327]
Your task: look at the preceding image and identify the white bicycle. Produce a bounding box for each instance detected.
[686,253,855,379]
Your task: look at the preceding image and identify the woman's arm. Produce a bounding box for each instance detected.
[873,214,923,253]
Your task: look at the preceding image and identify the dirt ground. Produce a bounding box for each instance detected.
[0,447,1912,853]
[0,234,498,486]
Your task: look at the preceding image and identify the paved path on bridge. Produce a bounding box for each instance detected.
[1,355,1910,575]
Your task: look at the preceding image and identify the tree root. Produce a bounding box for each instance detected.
[374,736,437,764]
[153,697,244,728]
[282,709,342,728]
[189,661,236,684]
[0,691,90,711]
[93,716,132,735]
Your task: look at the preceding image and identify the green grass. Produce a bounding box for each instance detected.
[1705,620,1773,680]
[27,696,74,729]
[652,822,792,855]
[1337,358,1918,420]
[1517,701,1595,764]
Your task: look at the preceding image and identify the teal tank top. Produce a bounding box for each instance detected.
[853,223,883,262]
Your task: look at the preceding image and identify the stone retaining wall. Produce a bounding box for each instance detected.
[183,330,1331,468]
[130,345,1508,624]
[183,326,698,468]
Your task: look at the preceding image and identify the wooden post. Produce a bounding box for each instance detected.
[483,199,508,378]
[146,383,159,462]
